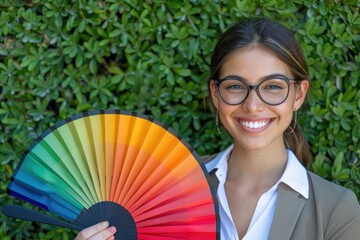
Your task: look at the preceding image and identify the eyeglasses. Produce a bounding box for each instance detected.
[214,75,301,106]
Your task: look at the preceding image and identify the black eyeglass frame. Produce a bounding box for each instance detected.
[214,75,301,106]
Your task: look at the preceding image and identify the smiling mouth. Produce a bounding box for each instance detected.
[238,119,272,129]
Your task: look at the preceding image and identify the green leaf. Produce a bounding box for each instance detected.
[109,29,122,37]
[173,68,191,77]
[108,64,123,74]
[333,151,344,173]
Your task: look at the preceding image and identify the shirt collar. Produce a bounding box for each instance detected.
[205,144,233,174]
[205,145,309,199]
[279,150,309,198]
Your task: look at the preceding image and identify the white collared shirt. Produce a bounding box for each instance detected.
[205,145,309,240]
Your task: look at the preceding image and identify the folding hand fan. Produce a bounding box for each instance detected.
[2,109,219,239]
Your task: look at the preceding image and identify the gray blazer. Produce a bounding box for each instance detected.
[203,156,360,240]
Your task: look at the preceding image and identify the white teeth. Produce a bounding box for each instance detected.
[240,120,270,129]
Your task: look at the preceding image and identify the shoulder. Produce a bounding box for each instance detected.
[307,171,357,201]
[307,171,359,209]
[200,153,218,164]
[307,171,360,237]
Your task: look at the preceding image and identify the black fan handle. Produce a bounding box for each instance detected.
[1,204,82,231]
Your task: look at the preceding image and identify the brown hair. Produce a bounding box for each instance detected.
[209,18,312,166]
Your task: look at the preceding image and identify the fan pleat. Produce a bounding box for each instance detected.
[117,117,153,206]
[125,143,196,212]
[137,202,216,225]
[72,117,102,202]
[132,179,211,219]
[110,114,133,202]
[121,127,179,209]
[57,122,99,204]
[27,153,83,208]
[130,162,208,215]
[137,223,217,237]
[9,174,81,220]
[104,114,117,200]
[87,113,107,201]
[27,145,88,209]
[46,132,94,206]
[120,118,171,207]
[132,168,214,226]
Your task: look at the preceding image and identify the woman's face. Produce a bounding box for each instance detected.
[210,47,309,152]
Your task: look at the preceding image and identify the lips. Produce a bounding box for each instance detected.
[237,119,272,129]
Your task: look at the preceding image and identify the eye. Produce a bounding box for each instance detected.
[264,84,283,89]
[222,80,247,91]
[261,79,287,90]
[226,84,243,89]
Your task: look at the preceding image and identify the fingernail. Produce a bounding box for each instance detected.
[102,221,109,227]
[109,226,117,234]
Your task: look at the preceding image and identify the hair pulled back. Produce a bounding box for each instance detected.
[209,18,312,166]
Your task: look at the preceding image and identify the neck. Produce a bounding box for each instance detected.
[226,144,288,188]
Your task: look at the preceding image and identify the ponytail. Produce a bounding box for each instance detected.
[284,121,312,167]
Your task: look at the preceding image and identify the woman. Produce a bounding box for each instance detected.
[76,18,360,240]
[204,18,360,239]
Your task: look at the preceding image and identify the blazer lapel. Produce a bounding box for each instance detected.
[268,183,306,240]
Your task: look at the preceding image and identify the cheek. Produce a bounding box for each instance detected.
[278,103,296,127]
[270,95,296,126]
[217,104,237,130]
[284,109,295,124]
[282,88,297,113]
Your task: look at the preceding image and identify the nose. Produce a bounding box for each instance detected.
[242,89,264,112]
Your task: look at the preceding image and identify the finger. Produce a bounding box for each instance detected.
[88,226,116,240]
[75,221,109,240]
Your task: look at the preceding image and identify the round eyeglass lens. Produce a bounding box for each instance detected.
[218,79,248,105]
[258,78,289,105]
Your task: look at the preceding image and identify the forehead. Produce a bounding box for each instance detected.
[220,46,292,80]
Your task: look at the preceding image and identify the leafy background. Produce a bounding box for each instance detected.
[0,0,359,239]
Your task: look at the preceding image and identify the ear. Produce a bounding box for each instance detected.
[209,80,220,109]
[294,80,309,111]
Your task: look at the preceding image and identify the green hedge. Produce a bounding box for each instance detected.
[0,0,359,239]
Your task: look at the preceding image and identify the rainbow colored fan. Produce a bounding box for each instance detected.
[2,110,219,239]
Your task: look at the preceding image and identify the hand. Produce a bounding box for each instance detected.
[75,221,117,240]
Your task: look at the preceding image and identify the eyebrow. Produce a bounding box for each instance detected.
[220,73,294,82]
